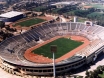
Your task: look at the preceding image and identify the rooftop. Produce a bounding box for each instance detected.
[0,11,23,18]
[51,1,74,6]
[83,6,92,9]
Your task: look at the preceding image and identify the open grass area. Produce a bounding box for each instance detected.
[99,71,104,78]
[32,6,46,12]
[32,38,83,59]
[77,17,88,22]
[86,3,104,9]
[14,18,46,27]
[51,8,61,14]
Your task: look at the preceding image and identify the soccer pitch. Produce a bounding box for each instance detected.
[32,38,83,59]
[14,18,46,27]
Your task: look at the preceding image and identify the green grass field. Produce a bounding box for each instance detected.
[86,3,104,9]
[99,71,104,78]
[32,38,83,59]
[14,18,46,27]
[77,17,88,22]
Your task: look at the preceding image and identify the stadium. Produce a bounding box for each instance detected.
[0,22,104,77]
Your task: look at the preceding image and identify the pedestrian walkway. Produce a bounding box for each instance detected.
[75,53,104,77]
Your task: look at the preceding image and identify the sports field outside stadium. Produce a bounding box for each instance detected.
[32,38,83,59]
[14,18,46,27]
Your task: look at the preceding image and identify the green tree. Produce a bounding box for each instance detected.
[0,21,5,28]
[74,8,95,17]
[58,5,78,14]
[75,10,89,17]
[86,70,90,77]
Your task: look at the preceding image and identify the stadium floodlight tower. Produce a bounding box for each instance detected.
[51,45,57,78]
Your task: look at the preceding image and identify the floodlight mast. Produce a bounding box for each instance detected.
[51,45,57,78]
[53,52,55,78]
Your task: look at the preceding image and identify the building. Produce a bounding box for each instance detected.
[51,1,77,8]
[0,22,104,77]
[22,0,48,3]
[0,11,24,22]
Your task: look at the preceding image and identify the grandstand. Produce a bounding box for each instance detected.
[0,22,104,77]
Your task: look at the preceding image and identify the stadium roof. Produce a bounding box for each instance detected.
[51,2,70,6]
[0,11,23,18]
[51,1,75,6]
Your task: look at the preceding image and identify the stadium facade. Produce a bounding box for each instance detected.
[0,11,24,22]
[0,22,104,77]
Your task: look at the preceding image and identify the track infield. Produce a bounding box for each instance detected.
[14,18,46,27]
[24,35,90,63]
[32,38,83,59]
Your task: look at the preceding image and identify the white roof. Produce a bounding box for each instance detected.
[0,11,23,18]
[51,2,73,6]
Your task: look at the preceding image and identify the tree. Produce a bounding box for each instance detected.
[86,70,90,76]
[74,8,95,17]
[58,5,78,15]
[0,21,5,28]
[75,10,89,17]
[87,12,102,21]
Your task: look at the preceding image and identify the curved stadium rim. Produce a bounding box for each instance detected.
[0,22,104,76]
